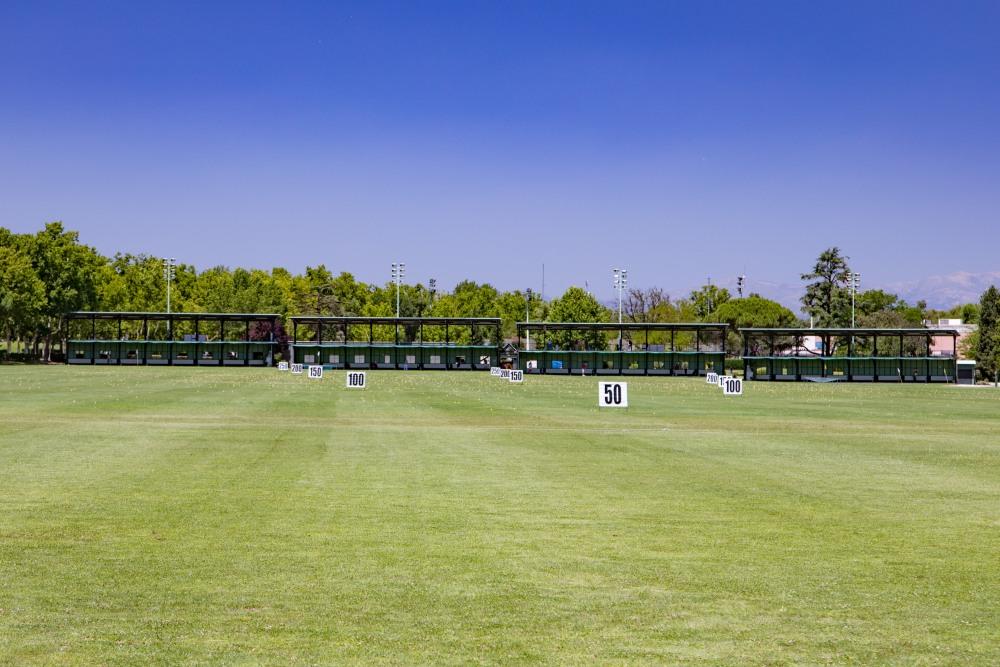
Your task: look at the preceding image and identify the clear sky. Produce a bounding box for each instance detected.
[1,1,998,306]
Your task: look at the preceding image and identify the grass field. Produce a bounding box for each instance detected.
[1,366,998,665]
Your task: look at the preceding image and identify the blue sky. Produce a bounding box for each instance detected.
[1,1,998,306]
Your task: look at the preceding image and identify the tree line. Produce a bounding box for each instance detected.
[1,223,997,375]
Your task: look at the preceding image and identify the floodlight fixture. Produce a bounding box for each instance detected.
[391,262,406,317]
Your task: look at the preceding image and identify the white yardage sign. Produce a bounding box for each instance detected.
[346,371,366,389]
[307,365,324,379]
[706,372,718,385]
[598,381,628,407]
[290,363,303,375]
[509,369,524,383]
[277,361,289,371]
[499,368,511,379]
[722,376,743,396]
[490,367,502,376]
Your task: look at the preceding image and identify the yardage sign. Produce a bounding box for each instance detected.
[722,376,743,396]
[598,381,628,407]
[290,363,303,375]
[706,372,718,385]
[307,365,324,379]
[509,369,524,383]
[277,361,289,371]
[499,368,511,379]
[346,371,366,389]
[490,367,502,376]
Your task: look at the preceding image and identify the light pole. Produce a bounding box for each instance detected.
[525,288,533,351]
[163,258,176,336]
[391,263,406,317]
[425,277,436,318]
[737,274,746,298]
[850,272,862,328]
[613,268,627,350]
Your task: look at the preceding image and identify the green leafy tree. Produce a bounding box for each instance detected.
[713,296,799,352]
[29,222,105,360]
[688,284,730,320]
[303,265,339,316]
[186,267,285,315]
[0,240,46,356]
[715,295,799,329]
[495,290,532,339]
[546,286,610,349]
[855,289,902,317]
[960,303,980,324]
[976,285,1000,381]
[423,281,502,342]
[451,281,500,318]
[98,253,179,312]
[328,272,370,316]
[801,247,852,326]
[925,302,979,324]
[960,329,979,361]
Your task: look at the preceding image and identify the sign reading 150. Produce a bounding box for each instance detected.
[598,381,628,407]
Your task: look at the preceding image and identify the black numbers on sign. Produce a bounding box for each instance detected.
[603,384,622,405]
[348,372,365,387]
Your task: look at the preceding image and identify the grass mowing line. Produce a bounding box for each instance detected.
[0,366,998,664]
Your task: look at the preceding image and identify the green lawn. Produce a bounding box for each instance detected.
[1,367,998,665]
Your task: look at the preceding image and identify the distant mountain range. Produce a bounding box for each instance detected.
[888,271,1000,310]
[705,271,1000,316]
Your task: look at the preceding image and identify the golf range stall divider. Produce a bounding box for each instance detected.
[514,322,728,376]
[289,316,503,370]
[740,327,960,382]
[65,312,280,366]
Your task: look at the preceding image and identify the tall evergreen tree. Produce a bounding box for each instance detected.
[801,247,852,327]
[976,285,1000,380]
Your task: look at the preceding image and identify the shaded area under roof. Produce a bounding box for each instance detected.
[740,327,958,336]
[290,316,501,326]
[68,311,280,321]
[516,322,728,332]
